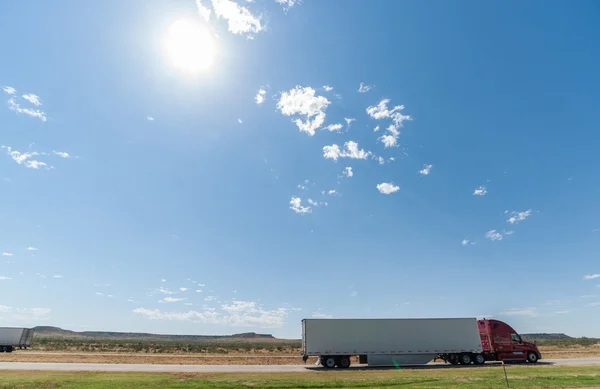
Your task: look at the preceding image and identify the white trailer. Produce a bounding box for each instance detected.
[302,318,483,368]
[0,327,35,352]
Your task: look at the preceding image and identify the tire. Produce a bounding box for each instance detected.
[448,354,460,365]
[459,353,473,365]
[337,356,351,368]
[0,346,6,353]
[323,356,336,368]
[473,354,485,365]
[527,352,538,363]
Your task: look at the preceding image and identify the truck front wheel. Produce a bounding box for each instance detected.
[337,356,351,368]
[527,352,538,363]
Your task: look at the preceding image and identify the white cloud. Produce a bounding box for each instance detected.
[2,86,16,95]
[53,275,63,278]
[343,167,353,178]
[157,287,176,295]
[196,0,212,21]
[373,125,380,132]
[344,117,356,127]
[134,300,288,328]
[27,247,38,251]
[289,197,311,214]
[0,276,12,280]
[180,287,189,291]
[275,0,296,9]
[462,239,469,246]
[584,274,600,280]
[324,123,343,132]
[358,82,372,93]
[238,118,243,124]
[507,209,532,224]
[501,308,537,317]
[7,98,47,122]
[22,94,42,106]
[2,253,12,256]
[196,289,203,293]
[419,164,433,176]
[204,296,216,301]
[376,156,385,165]
[323,141,369,161]
[161,279,167,282]
[485,230,503,241]
[277,86,330,136]
[255,89,266,104]
[322,85,333,92]
[2,146,48,170]
[327,190,337,196]
[0,305,51,321]
[208,0,263,37]
[366,99,412,148]
[311,312,333,319]
[473,186,487,196]
[376,182,399,195]
[147,116,154,121]
[53,151,70,158]
[162,297,184,303]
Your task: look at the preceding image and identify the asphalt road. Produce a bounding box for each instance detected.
[0,358,599,372]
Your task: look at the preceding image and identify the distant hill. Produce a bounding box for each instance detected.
[522,333,573,340]
[33,326,278,342]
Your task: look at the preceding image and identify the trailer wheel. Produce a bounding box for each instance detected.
[527,352,538,363]
[448,354,460,365]
[473,354,485,365]
[337,356,351,368]
[322,356,336,368]
[6,346,13,353]
[459,353,473,365]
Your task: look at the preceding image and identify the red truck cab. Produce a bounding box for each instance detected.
[478,319,541,363]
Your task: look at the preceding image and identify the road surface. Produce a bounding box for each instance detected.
[0,358,599,372]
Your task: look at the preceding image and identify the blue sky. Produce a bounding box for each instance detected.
[1,0,599,338]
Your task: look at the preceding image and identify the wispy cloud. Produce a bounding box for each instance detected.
[199,0,263,37]
[7,98,47,122]
[324,123,343,132]
[584,274,600,280]
[0,305,51,321]
[485,230,503,241]
[507,209,532,224]
[289,197,311,214]
[22,94,42,106]
[376,182,399,195]
[53,151,70,158]
[134,300,288,328]
[327,189,338,196]
[27,247,39,251]
[53,275,63,278]
[358,82,372,93]
[343,167,353,178]
[2,86,16,95]
[322,85,333,92]
[2,146,49,170]
[1,253,12,256]
[255,89,266,105]
[311,312,333,319]
[473,186,487,196]
[366,99,411,148]
[501,308,537,317]
[419,164,433,176]
[277,86,330,136]
[180,287,189,291]
[462,239,470,246]
[323,141,370,161]
[0,276,12,280]
[275,0,297,9]
[147,116,154,121]
[162,297,184,303]
[344,117,356,128]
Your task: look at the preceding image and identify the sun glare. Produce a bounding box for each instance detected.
[165,19,216,74]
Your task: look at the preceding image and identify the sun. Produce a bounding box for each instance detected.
[165,19,216,74]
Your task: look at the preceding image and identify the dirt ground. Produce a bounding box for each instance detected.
[0,346,598,365]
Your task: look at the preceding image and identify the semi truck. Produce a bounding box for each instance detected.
[0,327,35,352]
[301,318,541,368]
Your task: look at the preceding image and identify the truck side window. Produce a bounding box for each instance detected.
[511,334,521,342]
